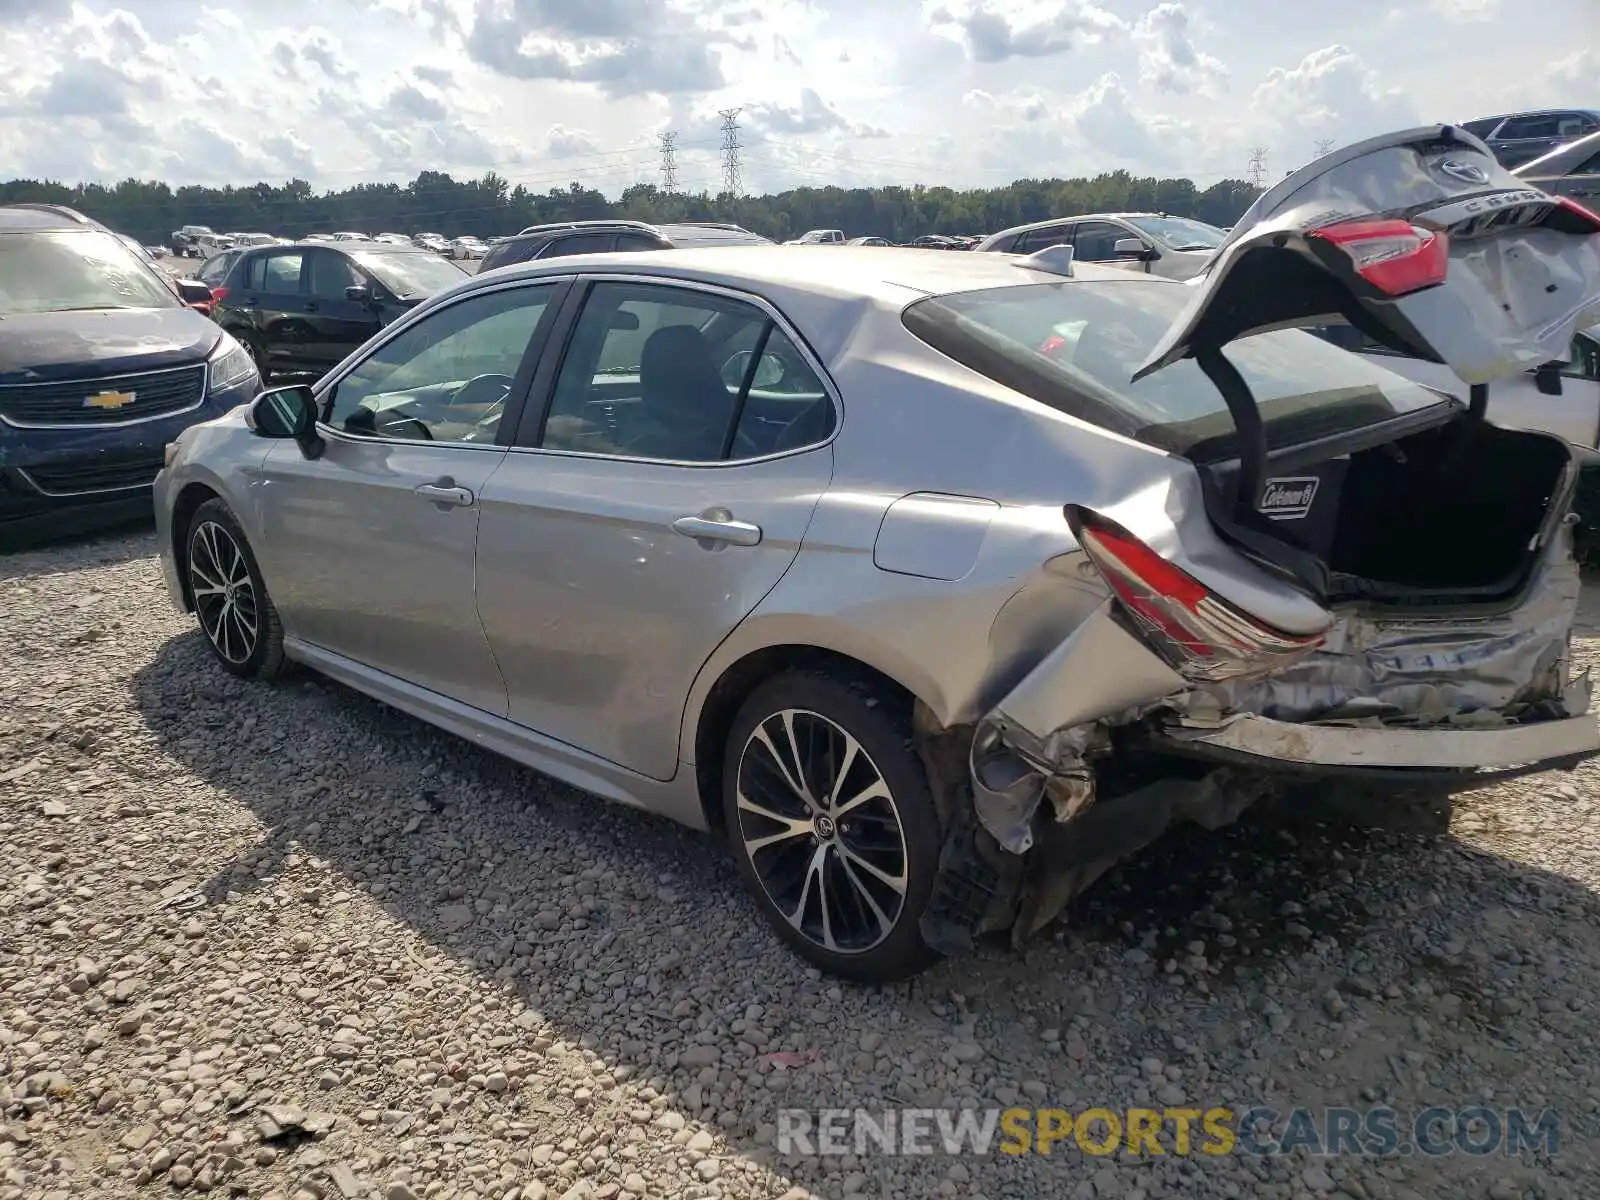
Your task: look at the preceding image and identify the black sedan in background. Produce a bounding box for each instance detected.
[211,242,469,380]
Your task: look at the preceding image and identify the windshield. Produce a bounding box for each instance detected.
[1123,215,1227,252]
[0,229,179,315]
[351,250,468,299]
[902,280,1450,458]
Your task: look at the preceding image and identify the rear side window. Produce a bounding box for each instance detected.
[902,280,1449,459]
[1462,117,1502,139]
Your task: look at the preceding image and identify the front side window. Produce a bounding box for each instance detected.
[903,279,1449,459]
[539,281,833,462]
[325,284,557,444]
[307,250,365,300]
[0,229,179,315]
[1069,222,1130,262]
[1499,114,1560,139]
[1015,225,1073,253]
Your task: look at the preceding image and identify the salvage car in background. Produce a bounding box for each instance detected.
[210,241,469,380]
[1515,130,1600,207]
[1,204,259,544]
[976,212,1226,280]
[156,125,1600,981]
[1463,108,1600,170]
[478,220,772,273]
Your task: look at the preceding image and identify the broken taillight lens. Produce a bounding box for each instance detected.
[1069,510,1326,683]
[1307,218,1449,297]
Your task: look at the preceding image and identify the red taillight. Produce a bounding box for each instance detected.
[1552,195,1600,233]
[1069,510,1326,683]
[1307,218,1448,297]
[209,286,230,305]
[1038,334,1068,356]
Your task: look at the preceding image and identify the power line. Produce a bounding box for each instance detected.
[1246,145,1269,190]
[658,131,679,194]
[718,108,743,199]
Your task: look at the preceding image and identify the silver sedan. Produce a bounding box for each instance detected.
[154,127,1600,981]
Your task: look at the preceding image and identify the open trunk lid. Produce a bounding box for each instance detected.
[1135,124,1600,386]
[1121,126,1600,606]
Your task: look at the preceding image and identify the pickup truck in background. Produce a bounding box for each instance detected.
[1313,322,1600,554]
[784,228,845,245]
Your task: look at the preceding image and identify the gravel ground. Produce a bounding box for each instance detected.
[3,525,1599,1200]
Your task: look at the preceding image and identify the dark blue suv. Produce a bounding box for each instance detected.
[0,204,262,544]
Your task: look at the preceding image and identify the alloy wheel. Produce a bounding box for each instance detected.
[188,520,259,665]
[735,708,909,954]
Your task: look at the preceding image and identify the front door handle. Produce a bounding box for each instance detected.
[304,302,319,313]
[415,480,475,507]
[672,509,762,548]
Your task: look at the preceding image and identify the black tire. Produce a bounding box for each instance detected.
[722,670,943,983]
[237,332,271,383]
[185,498,288,681]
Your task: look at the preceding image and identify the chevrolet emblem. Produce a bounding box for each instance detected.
[84,389,137,410]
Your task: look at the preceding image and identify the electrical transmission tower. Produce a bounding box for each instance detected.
[1247,145,1269,190]
[1313,137,1335,159]
[718,108,743,198]
[658,131,679,193]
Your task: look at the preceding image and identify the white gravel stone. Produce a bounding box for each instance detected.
[3,526,1600,1200]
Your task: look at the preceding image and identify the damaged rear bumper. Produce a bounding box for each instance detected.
[1149,676,1599,780]
[923,544,1600,954]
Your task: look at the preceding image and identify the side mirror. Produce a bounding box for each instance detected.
[176,278,214,308]
[1113,237,1155,260]
[246,384,324,459]
[1533,362,1565,396]
[345,285,373,303]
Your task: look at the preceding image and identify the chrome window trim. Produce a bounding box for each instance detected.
[0,362,210,430]
[309,271,844,467]
[510,271,843,469]
[309,275,571,451]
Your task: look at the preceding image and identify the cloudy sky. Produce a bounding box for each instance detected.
[0,0,1590,196]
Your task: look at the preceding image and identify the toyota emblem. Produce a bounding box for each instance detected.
[1436,157,1490,185]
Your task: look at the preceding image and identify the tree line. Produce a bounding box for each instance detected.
[0,169,1262,246]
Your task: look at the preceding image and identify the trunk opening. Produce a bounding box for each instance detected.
[1204,414,1573,607]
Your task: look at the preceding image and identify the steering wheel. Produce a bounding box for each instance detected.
[377,414,434,440]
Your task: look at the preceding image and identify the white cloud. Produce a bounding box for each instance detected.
[0,0,1581,196]
[544,123,600,157]
[923,0,1125,62]
[1251,45,1418,146]
[1132,4,1226,96]
[1431,0,1500,17]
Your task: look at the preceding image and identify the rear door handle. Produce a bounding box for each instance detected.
[672,510,762,548]
[415,480,475,507]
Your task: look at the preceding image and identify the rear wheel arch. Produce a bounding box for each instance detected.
[690,643,935,837]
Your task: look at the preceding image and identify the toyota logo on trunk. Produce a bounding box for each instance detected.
[1437,158,1490,185]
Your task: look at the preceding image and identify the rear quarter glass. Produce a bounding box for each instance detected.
[901,279,1448,459]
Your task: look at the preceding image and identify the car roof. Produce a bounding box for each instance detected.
[0,203,104,232]
[473,244,1145,305]
[238,240,432,254]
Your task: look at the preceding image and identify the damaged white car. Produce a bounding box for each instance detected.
[155,125,1600,982]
